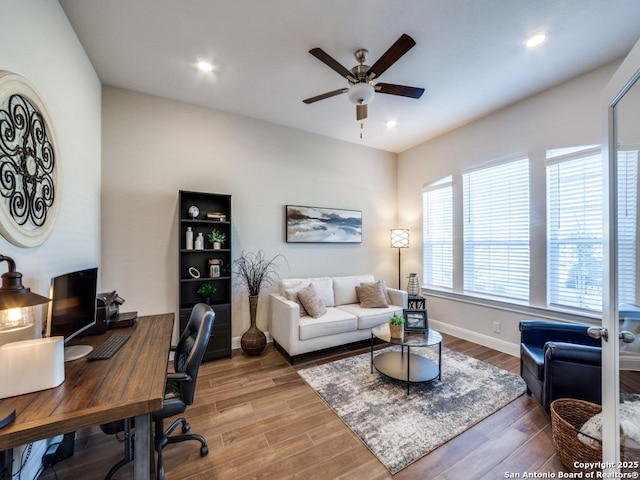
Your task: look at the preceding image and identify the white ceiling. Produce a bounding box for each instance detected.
[59,0,640,153]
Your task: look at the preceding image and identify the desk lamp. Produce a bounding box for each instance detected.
[0,255,51,429]
[390,229,409,289]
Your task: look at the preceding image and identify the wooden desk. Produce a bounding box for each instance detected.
[0,313,174,480]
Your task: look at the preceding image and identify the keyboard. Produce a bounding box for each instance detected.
[87,334,131,360]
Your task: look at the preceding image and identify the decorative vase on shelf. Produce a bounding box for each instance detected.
[195,232,204,250]
[407,273,419,296]
[185,227,194,250]
[240,295,266,356]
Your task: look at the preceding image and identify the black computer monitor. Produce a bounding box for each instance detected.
[47,267,98,361]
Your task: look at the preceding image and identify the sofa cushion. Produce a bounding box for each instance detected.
[284,283,308,317]
[355,282,388,308]
[297,283,327,318]
[332,275,374,305]
[280,277,335,307]
[299,307,357,340]
[338,304,404,330]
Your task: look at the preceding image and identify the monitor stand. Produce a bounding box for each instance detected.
[64,345,93,362]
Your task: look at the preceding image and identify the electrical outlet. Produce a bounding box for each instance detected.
[493,321,500,334]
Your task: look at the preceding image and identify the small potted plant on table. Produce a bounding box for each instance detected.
[389,312,405,339]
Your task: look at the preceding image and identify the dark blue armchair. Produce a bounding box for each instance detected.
[519,320,602,413]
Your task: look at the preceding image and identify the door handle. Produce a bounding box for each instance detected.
[620,330,636,344]
[587,326,608,341]
[587,327,636,343]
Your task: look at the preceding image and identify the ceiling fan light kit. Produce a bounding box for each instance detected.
[303,33,425,121]
[347,82,375,105]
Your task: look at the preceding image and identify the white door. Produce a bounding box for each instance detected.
[602,37,640,474]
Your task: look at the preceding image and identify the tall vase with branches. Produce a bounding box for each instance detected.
[233,250,285,355]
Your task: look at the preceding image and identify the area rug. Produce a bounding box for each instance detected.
[298,345,526,474]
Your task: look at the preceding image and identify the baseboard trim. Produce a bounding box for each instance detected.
[429,320,520,357]
[233,326,520,358]
[232,331,273,351]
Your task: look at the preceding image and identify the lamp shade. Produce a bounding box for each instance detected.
[348,82,375,105]
[0,264,49,309]
[391,229,410,248]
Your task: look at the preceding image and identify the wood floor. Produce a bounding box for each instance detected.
[40,335,568,480]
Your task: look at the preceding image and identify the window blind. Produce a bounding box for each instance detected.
[423,179,453,288]
[546,149,602,311]
[617,150,638,305]
[463,158,530,301]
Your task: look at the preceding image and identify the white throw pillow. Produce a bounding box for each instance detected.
[284,282,308,317]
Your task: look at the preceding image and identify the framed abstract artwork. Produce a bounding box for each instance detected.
[286,205,362,243]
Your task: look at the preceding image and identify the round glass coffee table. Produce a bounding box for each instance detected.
[370,323,442,395]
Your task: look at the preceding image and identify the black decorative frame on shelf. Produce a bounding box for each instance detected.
[403,309,429,333]
[285,205,362,243]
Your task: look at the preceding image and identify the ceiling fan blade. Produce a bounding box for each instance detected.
[366,33,416,81]
[376,83,425,99]
[356,104,367,121]
[303,88,348,104]
[309,48,356,81]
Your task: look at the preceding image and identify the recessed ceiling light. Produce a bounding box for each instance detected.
[525,32,546,48]
[385,120,398,128]
[197,61,214,72]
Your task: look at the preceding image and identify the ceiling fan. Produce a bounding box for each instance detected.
[303,33,425,121]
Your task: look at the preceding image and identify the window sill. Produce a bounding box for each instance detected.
[421,288,601,325]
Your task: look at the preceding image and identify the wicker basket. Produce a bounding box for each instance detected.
[551,398,640,474]
[551,399,601,474]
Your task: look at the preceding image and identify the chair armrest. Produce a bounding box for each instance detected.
[544,341,601,366]
[269,293,300,355]
[519,320,599,348]
[167,372,191,382]
[387,288,408,308]
[543,341,602,410]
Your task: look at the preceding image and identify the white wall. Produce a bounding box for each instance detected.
[101,87,398,337]
[0,0,102,296]
[397,61,621,354]
[0,1,101,478]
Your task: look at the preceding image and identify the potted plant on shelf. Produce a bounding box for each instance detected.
[389,312,405,339]
[233,250,285,356]
[208,229,226,250]
[196,282,216,305]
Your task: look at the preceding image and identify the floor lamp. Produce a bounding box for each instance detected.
[390,229,409,289]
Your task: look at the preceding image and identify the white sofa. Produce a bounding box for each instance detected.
[269,274,407,363]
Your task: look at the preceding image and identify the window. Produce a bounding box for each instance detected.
[617,150,638,305]
[422,177,453,288]
[463,158,530,301]
[546,147,602,311]
[419,145,637,316]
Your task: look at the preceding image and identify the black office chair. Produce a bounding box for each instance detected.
[519,320,601,413]
[100,303,215,480]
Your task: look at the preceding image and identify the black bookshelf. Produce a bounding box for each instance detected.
[178,190,232,361]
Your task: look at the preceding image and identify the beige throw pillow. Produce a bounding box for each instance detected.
[284,283,308,317]
[360,279,392,304]
[355,282,389,308]
[297,283,327,318]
